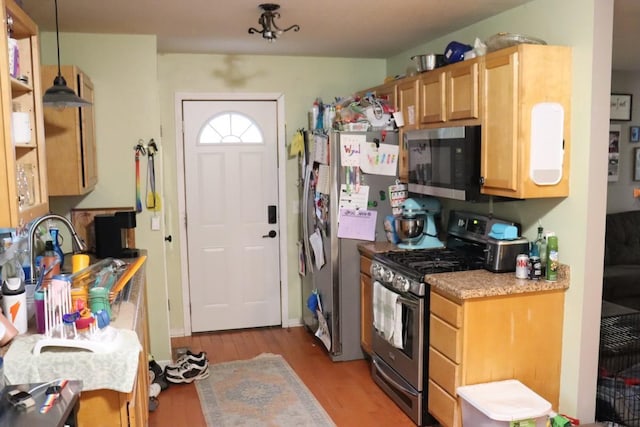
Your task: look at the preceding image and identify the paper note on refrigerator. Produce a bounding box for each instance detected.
[340,134,365,167]
[309,229,325,269]
[339,184,369,210]
[316,164,331,194]
[360,142,399,176]
[337,208,377,241]
[314,133,329,165]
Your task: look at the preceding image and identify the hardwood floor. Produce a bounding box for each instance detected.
[148,326,417,427]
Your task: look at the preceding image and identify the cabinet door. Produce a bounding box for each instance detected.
[420,71,446,125]
[398,77,420,131]
[43,65,97,195]
[78,71,98,190]
[446,59,480,121]
[359,255,373,355]
[0,0,49,227]
[480,50,519,194]
[360,272,372,355]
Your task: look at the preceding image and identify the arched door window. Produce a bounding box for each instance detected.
[198,112,263,144]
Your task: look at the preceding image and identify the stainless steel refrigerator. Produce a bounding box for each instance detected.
[301,130,399,361]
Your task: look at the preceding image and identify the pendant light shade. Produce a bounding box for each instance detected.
[42,0,91,108]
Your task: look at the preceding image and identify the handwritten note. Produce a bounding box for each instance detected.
[316,164,331,194]
[340,134,365,167]
[314,133,329,165]
[337,208,377,241]
[339,184,369,210]
[360,142,399,176]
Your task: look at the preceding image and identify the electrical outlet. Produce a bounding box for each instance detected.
[151,216,161,230]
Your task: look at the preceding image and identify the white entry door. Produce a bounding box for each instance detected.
[182,100,281,332]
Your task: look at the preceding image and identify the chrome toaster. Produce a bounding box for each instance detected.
[484,237,530,272]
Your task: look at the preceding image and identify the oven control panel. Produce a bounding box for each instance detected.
[371,262,425,296]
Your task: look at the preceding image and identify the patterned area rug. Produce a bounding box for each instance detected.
[195,353,336,427]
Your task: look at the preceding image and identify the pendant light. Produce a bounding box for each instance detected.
[42,0,91,108]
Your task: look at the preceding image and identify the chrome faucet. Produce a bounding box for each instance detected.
[28,213,87,279]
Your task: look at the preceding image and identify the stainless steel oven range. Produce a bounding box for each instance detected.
[370,210,519,426]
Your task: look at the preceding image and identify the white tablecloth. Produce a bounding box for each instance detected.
[4,328,141,393]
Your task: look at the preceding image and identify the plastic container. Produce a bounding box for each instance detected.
[546,234,558,282]
[457,379,551,427]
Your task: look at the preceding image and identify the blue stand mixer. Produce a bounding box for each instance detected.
[394,197,444,249]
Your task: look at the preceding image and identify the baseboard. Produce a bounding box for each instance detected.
[286,318,303,327]
[170,328,187,337]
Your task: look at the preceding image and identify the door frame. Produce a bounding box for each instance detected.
[174,92,289,335]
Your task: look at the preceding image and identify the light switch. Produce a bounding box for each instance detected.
[151,216,161,230]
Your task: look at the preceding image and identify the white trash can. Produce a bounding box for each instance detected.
[457,379,552,427]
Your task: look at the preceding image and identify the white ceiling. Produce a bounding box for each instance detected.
[18,0,637,70]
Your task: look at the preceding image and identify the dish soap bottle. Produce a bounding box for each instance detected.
[546,234,558,282]
[49,228,65,271]
[41,240,61,279]
[534,226,547,276]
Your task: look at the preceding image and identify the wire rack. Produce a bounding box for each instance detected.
[597,312,640,426]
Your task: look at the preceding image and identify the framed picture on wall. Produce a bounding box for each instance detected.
[635,148,640,181]
[631,126,640,142]
[611,93,633,121]
[609,124,621,182]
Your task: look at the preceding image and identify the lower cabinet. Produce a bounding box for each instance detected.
[428,289,564,427]
[76,279,150,427]
[359,254,373,356]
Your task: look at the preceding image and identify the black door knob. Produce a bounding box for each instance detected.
[164,235,172,242]
[262,230,277,238]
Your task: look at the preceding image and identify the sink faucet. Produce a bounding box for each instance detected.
[28,213,87,280]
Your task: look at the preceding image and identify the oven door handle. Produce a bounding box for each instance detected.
[372,357,418,398]
[397,295,419,309]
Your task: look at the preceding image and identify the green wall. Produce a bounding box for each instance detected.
[157,54,386,332]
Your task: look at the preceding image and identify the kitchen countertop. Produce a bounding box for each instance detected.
[427,263,570,301]
[357,242,570,300]
[1,255,147,392]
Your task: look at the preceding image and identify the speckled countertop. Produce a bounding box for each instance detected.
[358,242,570,301]
[426,264,569,300]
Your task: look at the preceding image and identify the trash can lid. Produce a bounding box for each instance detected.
[457,379,552,421]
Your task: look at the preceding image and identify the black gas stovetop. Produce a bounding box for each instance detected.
[375,247,485,282]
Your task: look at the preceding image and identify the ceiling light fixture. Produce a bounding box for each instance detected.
[42,0,91,108]
[248,3,300,42]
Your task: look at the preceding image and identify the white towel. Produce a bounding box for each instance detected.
[373,282,404,349]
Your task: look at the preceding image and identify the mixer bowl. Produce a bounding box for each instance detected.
[395,217,425,243]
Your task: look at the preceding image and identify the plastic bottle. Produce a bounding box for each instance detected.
[535,226,547,276]
[41,240,61,279]
[49,227,65,270]
[2,276,26,334]
[546,234,559,282]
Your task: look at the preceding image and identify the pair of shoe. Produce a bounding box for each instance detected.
[165,350,209,384]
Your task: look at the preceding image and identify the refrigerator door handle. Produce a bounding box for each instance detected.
[301,165,314,273]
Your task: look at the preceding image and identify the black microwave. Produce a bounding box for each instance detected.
[405,125,483,202]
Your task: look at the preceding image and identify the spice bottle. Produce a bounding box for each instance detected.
[546,234,559,282]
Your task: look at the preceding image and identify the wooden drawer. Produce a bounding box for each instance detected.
[360,256,372,275]
[429,347,460,396]
[430,314,462,363]
[431,291,462,327]
[428,380,460,427]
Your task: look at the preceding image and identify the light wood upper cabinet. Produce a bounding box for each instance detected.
[480,44,571,199]
[42,65,98,196]
[397,77,420,180]
[0,0,49,227]
[397,76,420,131]
[420,58,480,126]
